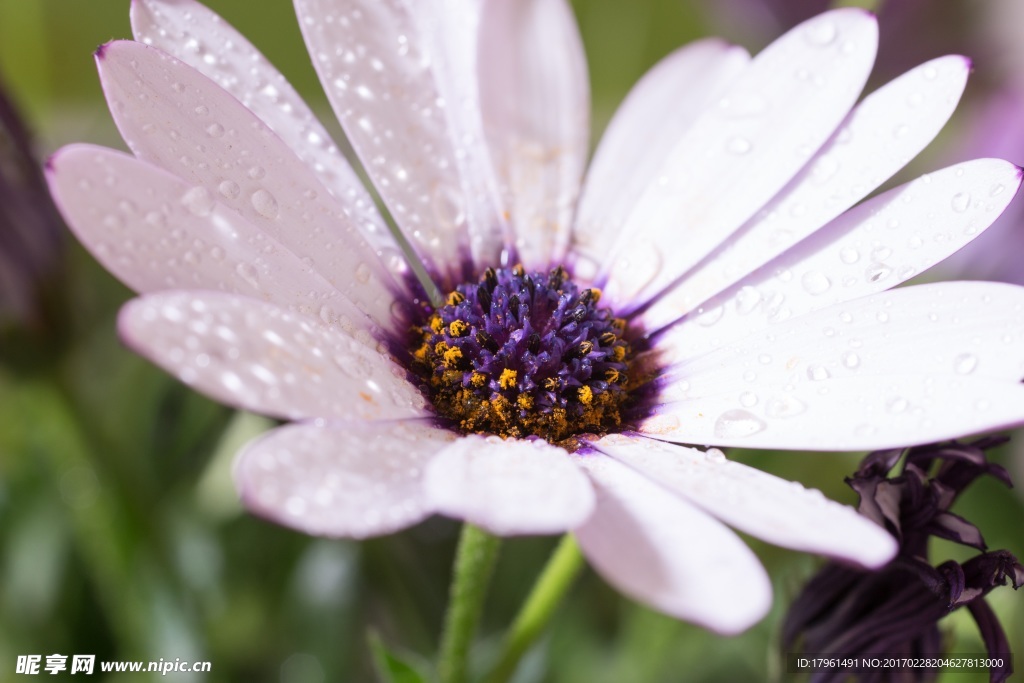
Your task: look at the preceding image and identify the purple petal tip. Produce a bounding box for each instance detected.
[94,43,110,59]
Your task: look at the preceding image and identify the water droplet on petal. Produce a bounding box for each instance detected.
[205,122,224,138]
[953,353,978,375]
[842,351,861,369]
[806,365,830,381]
[355,263,372,284]
[218,180,240,199]
[865,263,892,283]
[705,448,727,463]
[251,189,279,219]
[734,286,762,315]
[181,186,215,217]
[804,20,837,46]
[726,137,752,155]
[886,396,908,414]
[839,247,860,264]
[236,262,260,288]
[713,409,767,439]
[739,391,758,407]
[950,192,971,213]
[801,270,832,295]
[764,394,807,418]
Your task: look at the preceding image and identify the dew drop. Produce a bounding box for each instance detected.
[235,262,260,288]
[842,351,861,369]
[764,394,807,418]
[209,246,225,261]
[713,409,767,439]
[696,305,724,327]
[706,448,727,463]
[804,20,837,46]
[734,286,762,315]
[950,192,971,213]
[431,184,466,228]
[181,186,215,217]
[893,124,909,139]
[193,104,209,116]
[218,180,240,199]
[251,189,279,219]
[953,353,978,375]
[355,262,372,284]
[865,263,892,283]
[801,270,832,295]
[739,391,758,407]
[205,122,225,138]
[839,247,860,264]
[807,365,831,381]
[886,396,908,414]
[248,165,267,180]
[871,246,893,261]
[726,137,752,155]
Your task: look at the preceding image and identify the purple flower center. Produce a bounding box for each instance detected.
[409,265,637,445]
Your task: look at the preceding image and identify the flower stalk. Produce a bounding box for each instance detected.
[437,523,502,683]
[485,534,585,683]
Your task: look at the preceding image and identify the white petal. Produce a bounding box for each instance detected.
[294,0,505,281]
[235,420,456,538]
[641,374,1024,452]
[599,10,878,307]
[652,159,1024,359]
[573,452,771,634]
[423,435,594,536]
[657,281,1024,392]
[119,291,429,421]
[571,38,750,282]
[589,433,896,567]
[477,0,589,270]
[96,41,403,330]
[129,0,398,276]
[48,144,376,335]
[641,55,971,328]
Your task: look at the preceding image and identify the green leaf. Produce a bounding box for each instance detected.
[369,631,432,683]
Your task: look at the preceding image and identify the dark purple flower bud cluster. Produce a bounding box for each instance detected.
[784,437,1023,683]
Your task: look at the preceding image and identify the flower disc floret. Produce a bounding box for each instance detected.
[412,265,634,443]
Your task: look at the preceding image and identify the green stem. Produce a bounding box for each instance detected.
[437,524,502,683]
[484,535,585,683]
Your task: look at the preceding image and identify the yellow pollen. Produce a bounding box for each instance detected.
[604,368,620,383]
[588,288,602,303]
[512,263,526,276]
[517,394,534,410]
[499,368,518,389]
[446,291,465,306]
[612,346,627,362]
[449,320,469,337]
[443,346,463,368]
[578,385,594,405]
[429,315,445,333]
[413,344,428,361]
[470,371,487,387]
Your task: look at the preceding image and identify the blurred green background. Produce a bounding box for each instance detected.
[1,1,1022,681]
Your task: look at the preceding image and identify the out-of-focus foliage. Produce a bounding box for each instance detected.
[0,2,1021,682]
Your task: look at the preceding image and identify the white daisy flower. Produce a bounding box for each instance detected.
[47,0,1024,634]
